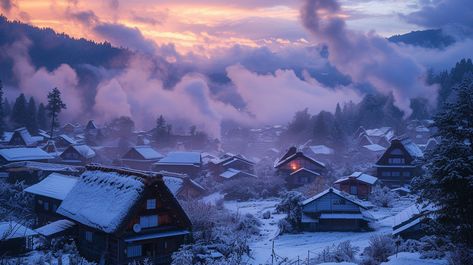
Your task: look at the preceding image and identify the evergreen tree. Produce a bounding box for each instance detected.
[26,97,38,134]
[414,78,473,247]
[3,98,11,120]
[313,111,332,144]
[37,103,47,130]
[46,88,66,139]
[0,81,4,139]
[154,115,170,145]
[10,93,28,128]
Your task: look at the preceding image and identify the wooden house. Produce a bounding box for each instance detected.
[56,165,192,264]
[35,219,76,243]
[162,173,206,200]
[375,137,423,187]
[61,123,78,135]
[2,161,81,184]
[334,172,378,199]
[0,222,38,256]
[153,152,202,177]
[121,146,164,170]
[0,147,54,166]
[274,147,326,188]
[60,144,96,165]
[24,173,79,226]
[218,168,257,182]
[392,204,433,240]
[210,153,255,173]
[7,127,43,147]
[55,134,78,149]
[301,145,335,165]
[301,188,373,232]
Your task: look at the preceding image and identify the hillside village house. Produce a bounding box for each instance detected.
[301,188,373,232]
[55,134,78,149]
[56,165,192,264]
[162,173,206,199]
[120,146,164,170]
[0,147,54,166]
[208,153,256,181]
[24,173,79,226]
[153,151,202,177]
[1,161,82,184]
[355,126,394,148]
[274,146,326,188]
[334,172,378,199]
[60,144,97,165]
[375,137,424,187]
[392,204,433,240]
[7,127,43,147]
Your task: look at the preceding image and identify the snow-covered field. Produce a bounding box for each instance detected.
[222,197,445,265]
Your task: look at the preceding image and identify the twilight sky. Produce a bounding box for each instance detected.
[1,0,424,54]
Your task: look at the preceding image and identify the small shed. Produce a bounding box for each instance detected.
[0,222,38,255]
[334,172,378,199]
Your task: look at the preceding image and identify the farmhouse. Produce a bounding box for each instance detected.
[2,161,81,184]
[334,172,378,199]
[153,151,202,177]
[24,173,79,225]
[274,146,326,188]
[0,147,54,166]
[162,172,206,199]
[392,204,433,239]
[375,137,423,187]
[120,146,164,170]
[7,127,43,147]
[60,144,96,165]
[56,165,192,264]
[301,188,373,231]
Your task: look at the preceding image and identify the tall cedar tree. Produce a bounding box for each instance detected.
[0,81,4,139]
[46,88,66,139]
[26,97,38,134]
[11,93,28,128]
[414,78,473,247]
[37,103,48,130]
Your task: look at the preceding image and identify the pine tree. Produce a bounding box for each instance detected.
[37,103,47,130]
[11,93,28,128]
[46,88,66,139]
[0,81,4,140]
[414,78,473,247]
[26,97,38,134]
[154,115,170,145]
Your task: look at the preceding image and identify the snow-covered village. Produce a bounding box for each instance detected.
[0,0,472,265]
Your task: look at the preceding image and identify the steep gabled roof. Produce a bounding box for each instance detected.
[155,151,201,166]
[274,149,325,168]
[124,146,163,160]
[302,188,368,209]
[0,147,54,161]
[62,144,96,159]
[334,172,378,185]
[10,127,41,146]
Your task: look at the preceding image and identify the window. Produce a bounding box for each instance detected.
[388,158,405,164]
[85,231,93,242]
[43,201,49,211]
[127,245,142,258]
[391,171,401,177]
[140,215,159,228]
[146,199,156,210]
[350,185,358,195]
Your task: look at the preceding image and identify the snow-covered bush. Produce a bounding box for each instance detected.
[235,214,261,236]
[369,185,396,207]
[262,210,271,219]
[398,238,421,253]
[221,176,285,200]
[361,234,395,264]
[0,180,34,223]
[276,191,304,234]
[418,235,451,259]
[311,241,360,264]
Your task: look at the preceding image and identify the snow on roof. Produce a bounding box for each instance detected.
[415,126,430,133]
[362,144,386,152]
[366,127,393,138]
[35,219,75,236]
[131,146,163,160]
[302,188,368,209]
[124,229,190,243]
[57,170,145,233]
[58,134,77,145]
[2,132,13,142]
[400,138,424,158]
[2,161,81,172]
[219,168,257,179]
[334,172,378,185]
[25,173,78,201]
[309,145,334,155]
[156,151,201,165]
[70,145,96,159]
[274,151,325,168]
[163,176,184,195]
[289,167,320,176]
[393,204,430,228]
[13,127,39,146]
[0,222,37,240]
[0,147,54,161]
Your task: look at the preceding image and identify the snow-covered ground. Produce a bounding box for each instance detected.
[222,196,445,265]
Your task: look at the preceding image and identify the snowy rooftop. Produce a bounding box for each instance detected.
[35,219,75,237]
[274,151,325,168]
[57,169,145,233]
[365,127,393,139]
[335,172,378,185]
[302,188,368,209]
[0,147,54,161]
[163,176,184,195]
[2,161,81,172]
[131,146,163,160]
[156,151,201,165]
[289,167,320,176]
[220,168,257,179]
[362,144,386,152]
[69,145,96,159]
[24,173,78,201]
[58,134,77,145]
[309,145,334,155]
[2,132,13,142]
[392,204,426,228]
[0,222,37,240]
[400,138,424,158]
[14,127,41,146]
